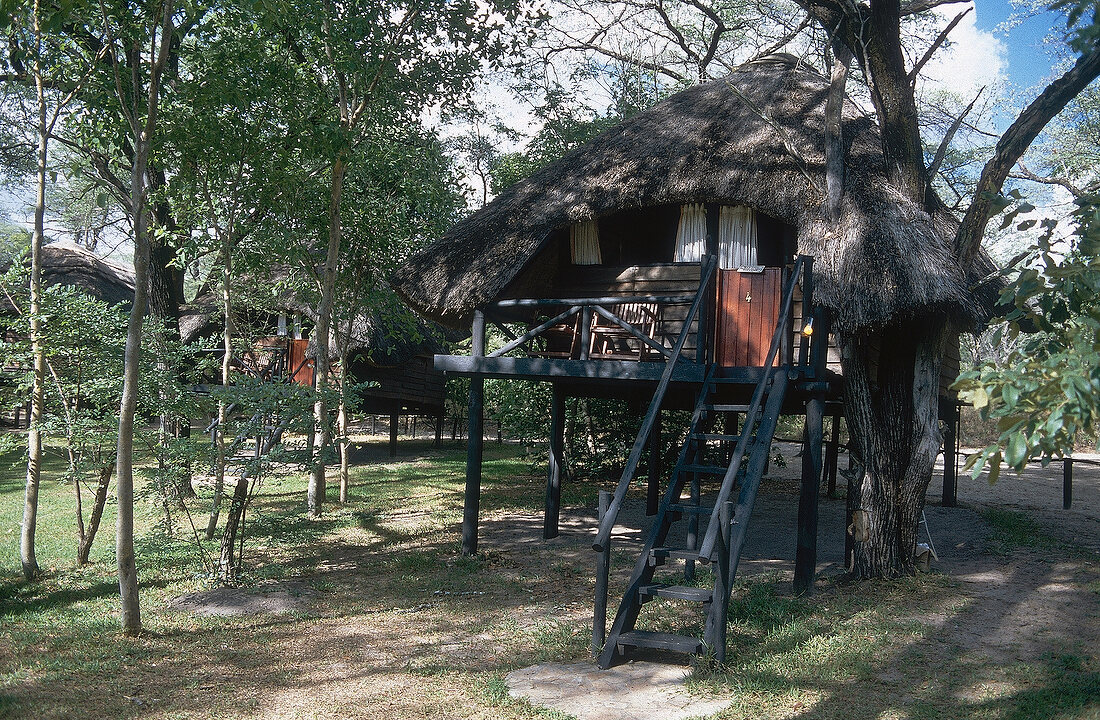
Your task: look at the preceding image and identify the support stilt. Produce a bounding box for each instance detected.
[545,385,564,539]
[462,311,486,556]
[646,412,661,516]
[389,411,398,458]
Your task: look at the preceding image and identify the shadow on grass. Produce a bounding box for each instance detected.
[0,578,119,617]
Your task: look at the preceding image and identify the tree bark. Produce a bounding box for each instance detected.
[308,154,346,517]
[218,475,250,583]
[113,0,176,635]
[76,461,113,565]
[206,237,233,540]
[839,319,946,577]
[21,1,47,581]
[337,353,350,503]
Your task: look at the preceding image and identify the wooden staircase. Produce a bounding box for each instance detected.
[592,255,812,668]
[596,367,789,667]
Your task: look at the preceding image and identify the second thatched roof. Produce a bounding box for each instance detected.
[391,55,999,333]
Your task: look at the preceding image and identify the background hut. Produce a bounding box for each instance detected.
[1,240,135,425]
[180,277,448,456]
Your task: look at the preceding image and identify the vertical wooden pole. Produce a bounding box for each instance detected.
[545,385,565,539]
[593,490,611,654]
[685,435,702,583]
[705,500,733,663]
[1063,458,1073,510]
[579,306,592,361]
[941,399,958,507]
[646,411,662,516]
[433,414,443,448]
[388,411,398,458]
[825,412,840,497]
[462,311,486,556]
[795,305,827,596]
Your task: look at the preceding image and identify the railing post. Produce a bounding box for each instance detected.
[579,305,592,360]
[781,264,792,367]
[1064,458,1073,509]
[593,490,611,654]
[704,500,733,663]
[696,256,713,364]
[799,256,814,370]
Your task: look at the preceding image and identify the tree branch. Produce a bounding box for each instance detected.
[927,85,983,179]
[956,44,1100,263]
[1011,162,1085,196]
[908,7,971,85]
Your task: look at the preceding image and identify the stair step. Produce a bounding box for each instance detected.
[617,630,704,654]
[639,583,713,602]
[680,464,727,475]
[692,433,743,443]
[649,546,716,564]
[704,403,751,413]
[668,502,713,515]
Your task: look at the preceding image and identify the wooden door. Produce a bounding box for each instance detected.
[288,338,314,387]
[715,268,782,367]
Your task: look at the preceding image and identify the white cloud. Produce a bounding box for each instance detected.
[921,4,1008,96]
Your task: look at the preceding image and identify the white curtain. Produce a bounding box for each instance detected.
[570,220,602,265]
[673,203,708,262]
[718,205,758,270]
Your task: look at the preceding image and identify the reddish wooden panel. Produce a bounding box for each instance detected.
[715,269,782,367]
[288,338,314,387]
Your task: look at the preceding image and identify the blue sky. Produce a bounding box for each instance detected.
[973,0,1069,90]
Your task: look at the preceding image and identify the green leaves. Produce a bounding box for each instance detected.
[955,194,1100,480]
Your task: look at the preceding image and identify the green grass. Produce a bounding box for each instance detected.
[979,507,1059,555]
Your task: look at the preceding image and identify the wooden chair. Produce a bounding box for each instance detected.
[589,302,662,360]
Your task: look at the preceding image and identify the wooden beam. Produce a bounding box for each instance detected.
[462,311,487,556]
[825,412,841,497]
[1064,458,1073,510]
[545,386,565,539]
[434,355,707,383]
[646,412,662,516]
[462,378,485,556]
[388,411,398,458]
[593,490,611,654]
[795,305,829,596]
[941,399,959,507]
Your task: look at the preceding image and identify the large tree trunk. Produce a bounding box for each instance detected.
[21,7,47,581]
[308,154,346,517]
[839,319,946,577]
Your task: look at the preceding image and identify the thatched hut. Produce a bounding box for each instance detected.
[2,240,135,313]
[389,55,992,664]
[180,279,448,454]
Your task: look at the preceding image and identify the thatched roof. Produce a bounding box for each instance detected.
[180,275,447,367]
[391,55,999,333]
[3,241,135,310]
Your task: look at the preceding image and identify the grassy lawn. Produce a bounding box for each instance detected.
[1,435,1097,719]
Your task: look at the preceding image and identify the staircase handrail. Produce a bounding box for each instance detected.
[697,255,808,561]
[592,255,718,553]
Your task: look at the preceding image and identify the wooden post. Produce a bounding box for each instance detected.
[388,411,398,458]
[462,311,486,556]
[579,306,592,361]
[371,414,377,435]
[705,500,733,663]
[646,412,662,516]
[794,305,827,596]
[433,414,443,448]
[1063,458,1073,509]
[593,490,611,654]
[825,412,840,497]
[545,385,565,539]
[941,399,959,507]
